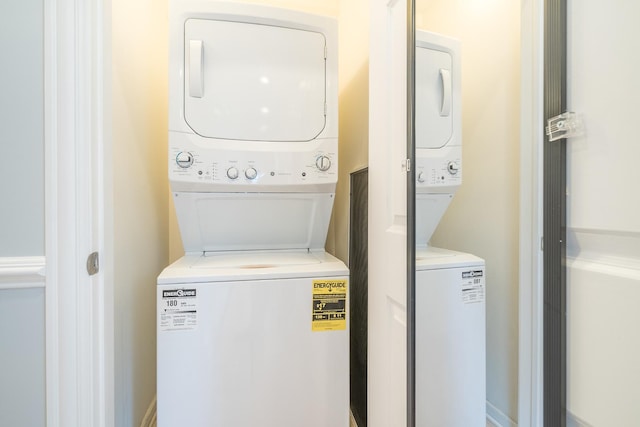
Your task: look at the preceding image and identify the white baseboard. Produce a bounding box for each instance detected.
[349,409,358,427]
[567,411,594,427]
[140,395,157,427]
[147,399,518,427]
[486,401,517,427]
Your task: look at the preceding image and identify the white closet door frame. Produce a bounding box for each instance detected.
[519,0,544,426]
[369,0,409,425]
[45,0,113,426]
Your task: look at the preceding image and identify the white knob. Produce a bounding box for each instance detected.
[226,167,239,180]
[316,155,331,171]
[176,152,194,168]
[417,171,425,183]
[447,162,460,175]
[245,167,257,180]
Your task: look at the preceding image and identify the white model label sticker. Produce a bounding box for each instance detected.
[160,288,197,331]
[461,270,485,304]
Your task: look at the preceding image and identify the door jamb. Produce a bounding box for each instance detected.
[45,0,113,425]
[519,0,545,425]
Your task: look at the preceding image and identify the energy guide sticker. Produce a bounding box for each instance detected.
[160,288,198,331]
[461,270,485,304]
[312,279,347,332]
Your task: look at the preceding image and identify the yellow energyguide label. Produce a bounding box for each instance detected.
[312,279,347,332]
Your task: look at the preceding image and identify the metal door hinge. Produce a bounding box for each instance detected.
[86,252,99,276]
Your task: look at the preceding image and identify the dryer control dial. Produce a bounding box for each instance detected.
[176,151,194,168]
[226,167,239,180]
[245,167,258,180]
[316,155,332,171]
[417,171,425,183]
[447,161,460,175]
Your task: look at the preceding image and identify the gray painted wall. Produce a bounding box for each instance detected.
[0,0,44,257]
[0,1,46,426]
[0,288,46,427]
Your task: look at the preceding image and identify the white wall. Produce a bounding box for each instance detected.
[416,1,521,425]
[112,0,169,424]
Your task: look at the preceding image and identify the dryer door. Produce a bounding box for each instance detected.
[184,18,327,142]
[415,45,454,149]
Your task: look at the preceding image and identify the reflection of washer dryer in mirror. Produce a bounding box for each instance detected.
[415,30,462,244]
[416,36,454,150]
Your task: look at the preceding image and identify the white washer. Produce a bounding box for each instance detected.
[415,247,486,427]
[158,250,349,427]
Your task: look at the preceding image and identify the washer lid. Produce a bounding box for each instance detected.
[157,250,348,284]
[416,247,484,270]
[184,18,327,142]
[192,251,321,269]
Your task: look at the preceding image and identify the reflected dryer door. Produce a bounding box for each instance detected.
[184,19,327,142]
[415,44,454,149]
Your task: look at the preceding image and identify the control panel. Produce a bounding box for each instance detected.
[169,135,338,192]
[415,146,462,193]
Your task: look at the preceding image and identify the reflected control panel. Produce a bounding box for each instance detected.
[415,145,462,192]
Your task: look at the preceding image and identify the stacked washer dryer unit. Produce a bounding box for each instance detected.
[158,2,348,426]
[414,30,487,427]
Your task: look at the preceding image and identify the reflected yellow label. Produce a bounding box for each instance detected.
[312,279,347,332]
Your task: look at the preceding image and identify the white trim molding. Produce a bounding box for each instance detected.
[0,257,46,288]
[487,401,519,427]
[519,0,544,426]
[45,0,112,425]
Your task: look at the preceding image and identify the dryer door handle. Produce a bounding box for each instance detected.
[439,68,451,117]
[188,40,204,98]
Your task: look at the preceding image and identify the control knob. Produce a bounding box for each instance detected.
[417,171,425,183]
[245,167,258,180]
[316,155,332,172]
[176,152,194,168]
[226,167,239,180]
[447,161,460,175]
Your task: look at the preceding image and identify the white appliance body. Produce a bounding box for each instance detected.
[414,31,486,426]
[158,251,349,427]
[161,3,347,427]
[415,248,486,427]
[415,31,462,244]
[169,1,339,253]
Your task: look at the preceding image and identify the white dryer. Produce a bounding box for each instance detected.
[159,2,347,426]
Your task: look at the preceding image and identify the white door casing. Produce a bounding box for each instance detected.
[368,0,409,425]
[45,0,113,425]
[518,0,545,425]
